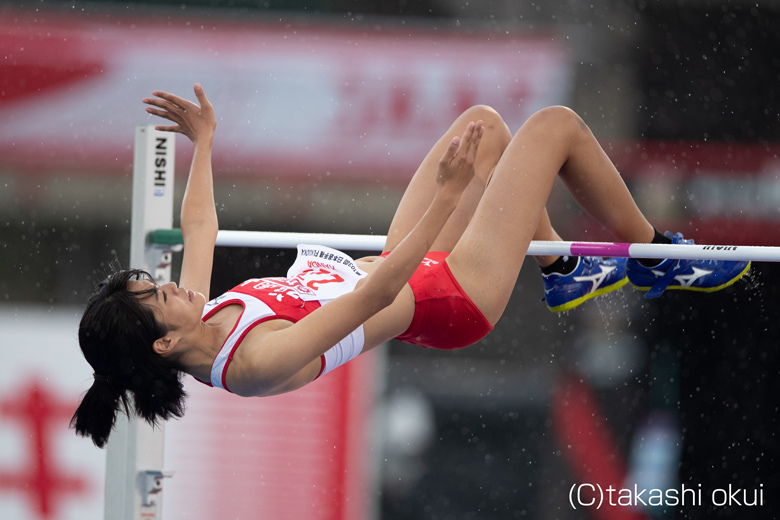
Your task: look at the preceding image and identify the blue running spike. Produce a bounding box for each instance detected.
[542,256,628,312]
[626,232,751,298]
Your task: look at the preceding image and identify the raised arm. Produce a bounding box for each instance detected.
[143,84,218,298]
[246,121,485,393]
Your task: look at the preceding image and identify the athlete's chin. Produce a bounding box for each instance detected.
[193,291,207,309]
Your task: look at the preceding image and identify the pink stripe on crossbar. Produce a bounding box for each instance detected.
[570,242,632,257]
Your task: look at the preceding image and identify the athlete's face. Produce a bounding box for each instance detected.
[127,279,206,333]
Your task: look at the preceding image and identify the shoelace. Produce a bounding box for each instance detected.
[645,259,684,298]
[670,232,689,244]
[580,257,594,271]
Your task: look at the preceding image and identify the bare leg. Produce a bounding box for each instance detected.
[386,105,568,266]
[384,105,512,253]
[447,106,655,324]
[532,208,564,268]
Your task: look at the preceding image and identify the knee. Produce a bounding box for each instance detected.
[461,105,506,129]
[520,105,590,139]
[461,104,500,121]
[460,104,512,144]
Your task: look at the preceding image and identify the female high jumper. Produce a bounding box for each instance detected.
[72,84,749,447]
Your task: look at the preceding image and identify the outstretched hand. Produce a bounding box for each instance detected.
[143,83,216,143]
[436,120,484,199]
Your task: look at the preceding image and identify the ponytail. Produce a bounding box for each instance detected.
[71,270,187,448]
[71,375,129,448]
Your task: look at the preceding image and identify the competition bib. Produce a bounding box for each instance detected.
[285,244,367,301]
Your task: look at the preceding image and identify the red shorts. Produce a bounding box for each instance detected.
[381,251,493,350]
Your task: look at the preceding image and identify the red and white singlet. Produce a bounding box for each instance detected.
[200,245,367,393]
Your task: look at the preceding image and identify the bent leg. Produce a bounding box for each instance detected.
[531,207,564,268]
[447,106,655,324]
[384,105,512,253]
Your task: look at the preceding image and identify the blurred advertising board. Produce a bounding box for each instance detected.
[0,12,571,182]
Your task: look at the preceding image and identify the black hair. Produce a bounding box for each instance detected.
[71,269,187,448]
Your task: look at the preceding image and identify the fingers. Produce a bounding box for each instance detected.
[439,120,484,169]
[143,83,213,125]
[471,120,484,154]
[142,84,218,143]
[154,124,183,134]
[150,90,191,110]
[144,105,173,118]
[440,136,461,165]
[145,85,209,112]
[142,86,197,133]
[142,87,200,119]
[459,120,483,160]
[193,83,212,108]
[144,104,183,130]
[143,94,184,125]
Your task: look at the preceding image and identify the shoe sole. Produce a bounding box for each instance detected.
[629,262,751,294]
[548,276,629,313]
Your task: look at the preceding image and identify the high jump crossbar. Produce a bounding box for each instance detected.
[150,228,780,262]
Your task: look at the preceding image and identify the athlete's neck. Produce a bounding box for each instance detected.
[176,317,235,383]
